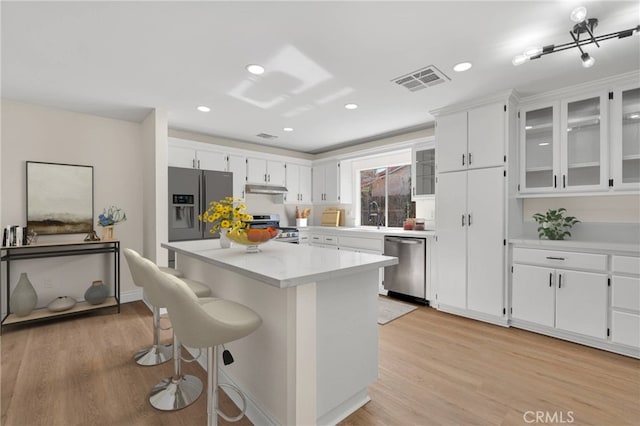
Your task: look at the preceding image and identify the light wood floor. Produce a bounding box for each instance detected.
[2,301,639,426]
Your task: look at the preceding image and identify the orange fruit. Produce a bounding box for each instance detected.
[247,229,262,242]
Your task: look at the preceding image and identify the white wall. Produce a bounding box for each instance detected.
[1,100,145,307]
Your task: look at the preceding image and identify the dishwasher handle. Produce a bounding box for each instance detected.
[385,236,424,245]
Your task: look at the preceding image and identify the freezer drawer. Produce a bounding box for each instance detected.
[383,236,426,299]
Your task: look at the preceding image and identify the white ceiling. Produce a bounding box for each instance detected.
[2,1,639,154]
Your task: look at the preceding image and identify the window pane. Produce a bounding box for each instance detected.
[360,168,386,226]
[387,165,412,227]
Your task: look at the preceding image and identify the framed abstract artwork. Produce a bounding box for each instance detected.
[26,161,94,235]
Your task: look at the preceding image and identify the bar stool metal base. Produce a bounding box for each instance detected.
[134,344,173,366]
[149,375,203,411]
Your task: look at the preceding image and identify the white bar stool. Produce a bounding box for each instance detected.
[124,249,212,368]
[141,257,262,425]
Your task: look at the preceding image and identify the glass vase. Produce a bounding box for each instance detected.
[219,229,231,249]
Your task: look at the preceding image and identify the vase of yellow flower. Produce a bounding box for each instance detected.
[198,197,252,249]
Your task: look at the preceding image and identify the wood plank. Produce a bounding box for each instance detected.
[3,297,118,325]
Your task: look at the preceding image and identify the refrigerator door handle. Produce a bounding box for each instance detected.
[198,175,202,232]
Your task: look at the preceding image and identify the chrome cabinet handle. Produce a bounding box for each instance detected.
[468,214,472,226]
[549,272,553,287]
[558,273,562,289]
[462,154,465,166]
[468,153,472,165]
[461,214,466,227]
[546,256,565,261]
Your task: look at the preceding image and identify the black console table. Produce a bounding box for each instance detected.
[1,240,120,331]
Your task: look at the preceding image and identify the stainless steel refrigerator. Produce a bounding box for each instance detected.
[168,167,233,242]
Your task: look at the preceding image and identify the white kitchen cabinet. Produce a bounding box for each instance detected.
[312,161,339,203]
[309,234,338,249]
[246,157,286,186]
[611,255,640,349]
[284,163,312,204]
[519,91,609,193]
[611,83,640,190]
[511,248,608,340]
[436,102,506,174]
[167,145,227,171]
[436,167,505,316]
[227,154,247,200]
[411,142,435,200]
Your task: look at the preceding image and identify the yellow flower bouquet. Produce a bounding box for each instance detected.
[198,197,252,234]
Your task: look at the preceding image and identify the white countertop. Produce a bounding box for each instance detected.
[299,226,436,238]
[510,237,640,255]
[162,239,398,288]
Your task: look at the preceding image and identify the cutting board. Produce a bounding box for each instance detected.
[321,210,340,227]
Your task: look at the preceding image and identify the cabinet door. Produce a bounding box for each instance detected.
[467,167,504,316]
[611,84,640,190]
[324,163,339,203]
[435,171,467,309]
[168,145,197,168]
[519,103,560,192]
[467,102,505,169]
[412,144,436,199]
[298,165,312,203]
[312,166,325,203]
[560,92,608,191]
[246,157,267,184]
[197,150,227,171]
[267,160,286,186]
[511,264,555,327]
[284,164,299,203]
[227,154,247,200]
[436,111,468,173]
[555,269,607,339]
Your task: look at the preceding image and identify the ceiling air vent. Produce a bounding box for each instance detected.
[392,65,450,92]
[256,133,278,140]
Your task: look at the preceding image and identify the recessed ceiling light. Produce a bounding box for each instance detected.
[344,103,358,110]
[453,62,472,72]
[197,106,210,112]
[630,113,640,119]
[538,142,550,146]
[283,127,294,132]
[525,125,533,130]
[246,64,265,75]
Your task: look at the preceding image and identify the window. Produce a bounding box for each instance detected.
[359,165,413,227]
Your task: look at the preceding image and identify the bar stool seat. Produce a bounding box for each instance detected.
[145,261,262,425]
[182,278,213,298]
[160,267,184,278]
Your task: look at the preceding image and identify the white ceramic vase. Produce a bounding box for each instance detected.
[10,272,38,316]
[219,229,231,249]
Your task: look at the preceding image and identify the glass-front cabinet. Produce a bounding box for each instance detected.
[561,92,608,190]
[519,92,608,193]
[612,84,640,190]
[521,103,559,191]
[411,141,435,200]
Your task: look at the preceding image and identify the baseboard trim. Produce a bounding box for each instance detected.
[120,289,143,304]
[437,304,509,327]
[317,388,370,426]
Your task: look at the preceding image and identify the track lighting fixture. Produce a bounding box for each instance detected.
[512,6,639,68]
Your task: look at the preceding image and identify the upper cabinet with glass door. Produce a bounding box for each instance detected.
[519,91,608,194]
[611,84,640,190]
[411,141,435,200]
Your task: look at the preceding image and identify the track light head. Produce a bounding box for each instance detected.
[581,52,595,68]
[570,6,587,23]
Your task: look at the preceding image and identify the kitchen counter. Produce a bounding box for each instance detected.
[510,237,640,255]
[161,239,397,426]
[300,225,436,238]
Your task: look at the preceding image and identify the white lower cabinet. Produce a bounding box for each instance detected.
[511,247,639,357]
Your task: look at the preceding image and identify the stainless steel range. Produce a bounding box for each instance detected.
[249,214,299,243]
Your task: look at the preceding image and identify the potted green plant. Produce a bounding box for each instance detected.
[532,208,580,240]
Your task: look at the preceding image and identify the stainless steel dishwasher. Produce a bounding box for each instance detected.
[383,236,426,302]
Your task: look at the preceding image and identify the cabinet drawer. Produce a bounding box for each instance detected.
[612,276,640,311]
[612,256,640,275]
[512,248,607,271]
[611,311,640,348]
[310,235,323,244]
[339,236,383,252]
[322,235,338,246]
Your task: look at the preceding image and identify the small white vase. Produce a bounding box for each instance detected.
[219,229,231,249]
[10,273,38,316]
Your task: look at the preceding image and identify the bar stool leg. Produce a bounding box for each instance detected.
[148,334,203,411]
[134,306,173,366]
[207,346,217,426]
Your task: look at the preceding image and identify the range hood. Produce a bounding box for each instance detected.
[245,184,288,195]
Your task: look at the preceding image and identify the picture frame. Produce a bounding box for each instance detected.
[26,161,94,235]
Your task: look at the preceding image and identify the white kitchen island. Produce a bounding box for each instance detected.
[161,239,398,426]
